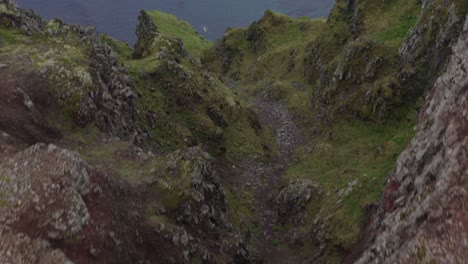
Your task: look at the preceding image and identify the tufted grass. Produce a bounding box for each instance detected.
[146,10,213,59]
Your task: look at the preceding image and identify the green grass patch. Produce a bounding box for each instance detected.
[0,27,24,44]
[363,0,421,46]
[146,10,213,59]
[284,109,416,248]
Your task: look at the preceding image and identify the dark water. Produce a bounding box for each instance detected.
[16,0,334,44]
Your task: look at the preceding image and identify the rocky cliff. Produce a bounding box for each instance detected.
[356,17,468,264]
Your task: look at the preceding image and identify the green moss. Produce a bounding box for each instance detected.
[0,175,10,183]
[0,27,23,44]
[146,10,213,59]
[370,0,421,45]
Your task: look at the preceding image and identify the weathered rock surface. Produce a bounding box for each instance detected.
[0,143,91,263]
[356,16,468,263]
[0,143,90,239]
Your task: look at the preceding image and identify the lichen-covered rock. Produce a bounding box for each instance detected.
[0,226,73,264]
[357,16,468,263]
[0,143,90,239]
[277,179,322,225]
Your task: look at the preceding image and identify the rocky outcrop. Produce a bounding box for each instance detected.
[171,148,227,234]
[305,0,466,122]
[133,10,158,59]
[0,143,90,263]
[0,144,90,239]
[0,0,45,34]
[132,10,188,60]
[145,147,246,263]
[245,20,268,53]
[398,0,465,98]
[356,17,468,263]
[77,42,148,146]
[1,2,148,148]
[277,179,322,225]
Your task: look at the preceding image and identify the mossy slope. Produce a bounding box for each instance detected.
[200,1,466,262]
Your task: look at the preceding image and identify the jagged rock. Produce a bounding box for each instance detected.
[76,41,148,146]
[0,226,73,264]
[245,20,268,53]
[133,10,188,60]
[167,147,227,235]
[44,18,98,40]
[277,179,322,225]
[357,17,468,263]
[399,2,463,70]
[133,10,159,59]
[0,143,90,239]
[0,0,45,34]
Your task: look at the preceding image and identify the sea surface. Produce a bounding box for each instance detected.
[16,0,334,44]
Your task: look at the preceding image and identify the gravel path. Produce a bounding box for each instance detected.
[236,97,305,262]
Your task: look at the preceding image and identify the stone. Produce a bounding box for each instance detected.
[277,179,322,225]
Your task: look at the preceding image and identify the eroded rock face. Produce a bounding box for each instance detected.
[0,143,90,239]
[357,17,468,264]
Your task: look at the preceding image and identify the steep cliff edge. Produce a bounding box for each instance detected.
[355,17,468,264]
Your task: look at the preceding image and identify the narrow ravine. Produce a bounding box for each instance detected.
[235,96,306,262]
